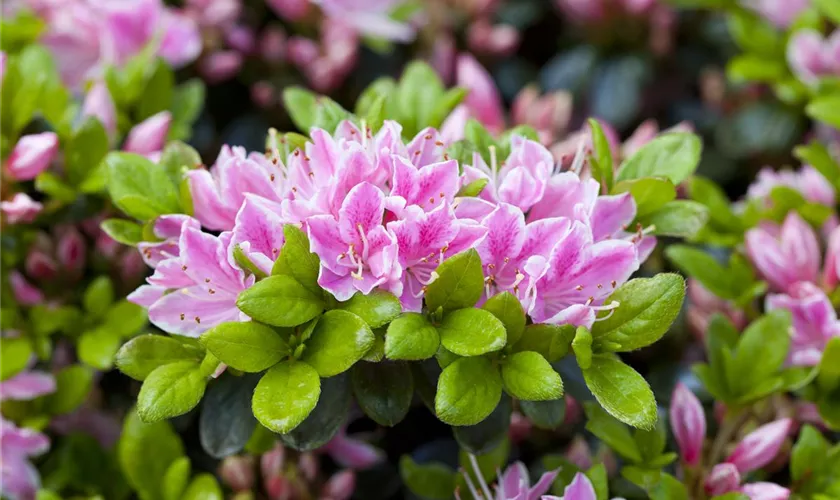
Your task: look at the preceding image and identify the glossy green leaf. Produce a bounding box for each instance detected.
[612,177,676,217]
[583,402,643,462]
[272,225,322,296]
[501,351,563,401]
[201,321,290,372]
[385,313,440,360]
[137,361,206,423]
[100,219,143,246]
[425,249,484,312]
[252,361,320,434]
[617,133,702,184]
[514,323,575,362]
[435,356,502,426]
[640,200,709,238]
[582,354,657,429]
[118,410,184,500]
[438,307,507,357]
[351,361,413,426]
[236,275,324,327]
[337,290,401,328]
[482,292,526,346]
[116,334,202,381]
[301,310,375,377]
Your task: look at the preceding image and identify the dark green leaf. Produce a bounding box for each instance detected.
[351,361,413,426]
[452,396,512,455]
[583,402,642,462]
[280,373,350,450]
[399,456,456,500]
[520,398,566,430]
[199,374,259,459]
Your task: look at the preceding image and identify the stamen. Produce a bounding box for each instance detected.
[208,289,216,295]
[195,317,201,324]
[357,224,370,260]
[469,454,493,500]
[460,468,482,500]
[570,136,587,175]
[180,313,185,320]
[512,270,525,289]
[575,285,584,291]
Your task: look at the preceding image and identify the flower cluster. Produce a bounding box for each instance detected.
[131,121,652,337]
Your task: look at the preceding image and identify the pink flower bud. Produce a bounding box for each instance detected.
[557,472,597,500]
[321,470,355,500]
[749,0,809,28]
[508,411,532,444]
[457,53,505,134]
[705,463,741,496]
[219,456,255,491]
[297,452,318,481]
[9,271,43,306]
[123,111,172,156]
[622,0,655,14]
[260,27,286,64]
[56,227,86,275]
[82,81,117,136]
[6,132,59,181]
[25,251,58,281]
[430,34,456,84]
[824,225,840,290]
[225,25,256,54]
[320,429,383,469]
[554,0,605,23]
[741,482,791,500]
[788,30,833,86]
[467,19,520,57]
[251,81,276,108]
[260,444,285,479]
[766,282,840,366]
[565,436,593,470]
[266,0,311,22]
[263,474,291,500]
[745,213,820,293]
[726,419,792,474]
[199,50,243,84]
[670,382,706,466]
[1,193,43,224]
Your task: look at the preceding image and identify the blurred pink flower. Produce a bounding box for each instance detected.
[5,132,59,181]
[1,194,43,225]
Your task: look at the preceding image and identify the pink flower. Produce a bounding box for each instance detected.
[321,470,355,500]
[231,195,287,276]
[307,182,400,301]
[188,145,286,231]
[317,0,415,42]
[8,271,44,306]
[686,279,747,340]
[542,472,596,500]
[511,85,573,145]
[740,482,791,500]
[6,132,59,181]
[129,228,253,337]
[219,456,256,491]
[462,137,554,213]
[265,0,311,21]
[670,382,706,466]
[123,111,172,156]
[824,226,840,289]
[748,166,835,207]
[56,226,87,276]
[705,463,741,496]
[787,29,840,86]
[0,419,50,500]
[766,282,840,366]
[456,54,505,135]
[745,212,820,293]
[725,419,792,474]
[287,19,358,93]
[82,80,117,136]
[466,19,520,57]
[198,51,243,84]
[259,26,287,64]
[137,215,201,267]
[746,0,809,28]
[1,194,43,224]
[318,427,383,470]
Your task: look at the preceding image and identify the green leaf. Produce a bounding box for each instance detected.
[170,80,205,140]
[583,402,643,462]
[649,473,690,500]
[235,275,324,327]
[137,361,206,423]
[44,365,94,415]
[482,292,526,346]
[807,94,840,129]
[65,117,109,186]
[201,321,290,372]
[199,374,259,459]
[791,425,829,481]
[312,96,352,132]
[591,274,685,352]
[816,0,840,23]
[688,176,742,233]
[730,310,791,396]
[102,300,148,337]
[399,455,456,500]
[283,87,318,133]
[727,9,782,56]
[582,354,657,429]
[513,323,575,362]
[395,61,445,136]
[572,326,593,369]
[337,290,401,328]
[435,356,502,426]
[355,77,396,117]
[612,178,676,217]
[796,141,840,192]
[666,245,739,300]
[385,313,440,360]
[279,372,349,450]
[158,140,200,187]
[136,59,174,121]
[501,351,563,401]
[100,219,143,246]
[83,276,114,317]
[617,133,702,184]
[588,118,614,190]
[351,361,413,426]
[118,410,184,500]
[1,337,32,380]
[35,172,76,203]
[161,458,190,500]
[252,361,320,434]
[301,310,375,377]
[727,54,785,83]
[181,474,222,500]
[464,119,499,165]
[429,87,468,129]
[457,178,489,197]
[453,397,512,455]
[78,328,122,370]
[520,398,566,430]
[425,249,484,313]
[640,200,709,238]
[438,307,507,357]
[106,152,180,221]
[818,337,840,391]
[272,225,322,296]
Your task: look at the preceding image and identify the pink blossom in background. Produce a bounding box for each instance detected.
[686,278,747,340]
[316,0,416,42]
[81,81,117,137]
[266,0,311,22]
[8,271,44,306]
[1,194,43,225]
[198,51,243,84]
[542,472,597,500]
[748,166,835,207]
[287,19,358,93]
[725,419,792,474]
[670,382,706,466]
[5,132,59,181]
[511,85,573,145]
[766,282,840,366]
[466,18,521,57]
[123,111,172,157]
[787,29,840,86]
[745,212,820,293]
[219,456,256,491]
[705,463,741,496]
[744,0,809,28]
[456,54,506,135]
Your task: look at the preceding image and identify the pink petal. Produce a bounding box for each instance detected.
[1,193,43,224]
[338,182,386,245]
[476,203,526,268]
[9,271,43,306]
[560,472,597,500]
[705,463,741,496]
[6,132,59,181]
[0,371,55,401]
[148,285,241,337]
[123,111,171,155]
[725,418,792,474]
[741,482,791,500]
[232,195,286,275]
[670,382,706,465]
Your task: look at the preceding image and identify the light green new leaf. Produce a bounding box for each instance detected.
[115,335,202,381]
[582,354,657,429]
[252,361,320,434]
[137,361,206,423]
[513,323,575,362]
[100,219,143,246]
[201,321,290,372]
[730,310,790,396]
[438,308,507,357]
[612,177,676,217]
[583,402,643,462]
[807,95,840,129]
[617,133,702,184]
[640,200,709,238]
[44,365,94,415]
[337,290,401,328]
[385,313,440,360]
[272,225,322,296]
[301,310,375,377]
[482,292,526,346]
[236,275,324,327]
[118,410,184,500]
[399,455,457,500]
[425,249,485,313]
[501,351,563,401]
[106,152,180,221]
[435,356,502,426]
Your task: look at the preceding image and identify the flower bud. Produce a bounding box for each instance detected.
[260,444,285,479]
[297,452,318,481]
[670,382,706,466]
[466,19,520,57]
[559,472,597,500]
[321,429,383,470]
[457,53,505,134]
[219,456,255,491]
[226,25,256,54]
[726,419,792,474]
[199,51,243,84]
[266,0,310,22]
[322,470,355,500]
[6,132,59,181]
[82,81,117,136]
[56,227,86,275]
[1,193,43,224]
[740,482,791,500]
[25,250,58,281]
[705,463,741,496]
[745,213,820,293]
[123,111,172,156]
[260,26,287,64]
[9,271,43,306]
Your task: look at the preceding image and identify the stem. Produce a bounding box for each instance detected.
[708,408,750,466]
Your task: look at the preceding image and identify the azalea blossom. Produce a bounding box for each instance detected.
[767,282,840,366]
[744,212,820,293]
[315,0,416,42]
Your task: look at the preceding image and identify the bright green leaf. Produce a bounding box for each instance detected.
[252,361,320,434]
[235,275,324,327]
[438,307,507,357]
[435,356,502,426]
[301,310,375,377]
[501,351,563,401]
[385,313,440,360]
[201,321,290,372]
